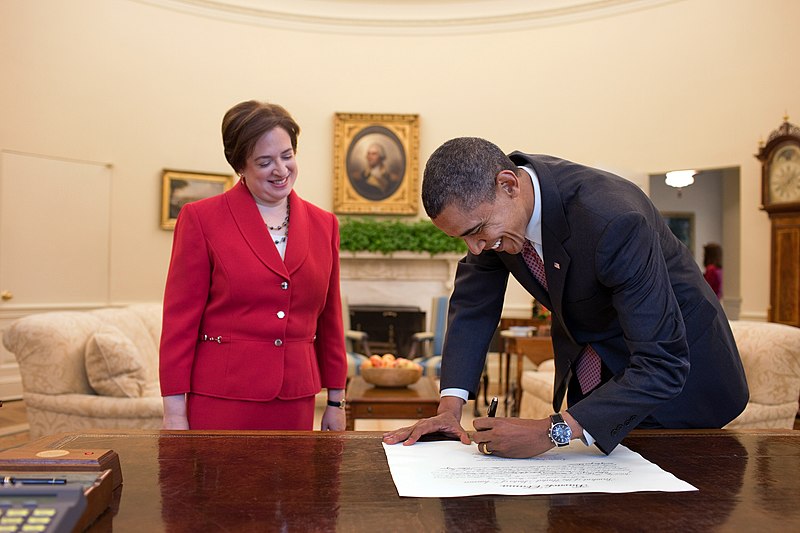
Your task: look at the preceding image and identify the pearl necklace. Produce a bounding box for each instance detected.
[266,197,290,245]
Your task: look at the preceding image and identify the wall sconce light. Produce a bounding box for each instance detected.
[665,169,695,197]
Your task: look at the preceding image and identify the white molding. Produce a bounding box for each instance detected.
[130,0,684,35]
[340,251,461,284]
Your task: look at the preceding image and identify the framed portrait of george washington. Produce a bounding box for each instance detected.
[161,169,235,230]
[333,113,419,215]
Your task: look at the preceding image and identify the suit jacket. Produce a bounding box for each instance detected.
[159,181,348,401]
[442,153,748,453]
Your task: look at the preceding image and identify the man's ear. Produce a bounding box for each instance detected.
[496,169,520,197]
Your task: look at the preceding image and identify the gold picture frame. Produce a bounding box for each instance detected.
[333,113,420,215]
[161,169,235,230]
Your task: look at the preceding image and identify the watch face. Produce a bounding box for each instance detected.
[550,422,572,446]
[769,144,800,204]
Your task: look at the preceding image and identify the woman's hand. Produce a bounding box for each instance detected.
[321,406,346,431]
[162,394,189,430]
[162,414,190,430]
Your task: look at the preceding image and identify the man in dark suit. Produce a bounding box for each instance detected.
[383,137,748,457]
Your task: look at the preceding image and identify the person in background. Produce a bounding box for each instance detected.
[703,242,723,299]
[383,137,748,458]
[159,100,347,431]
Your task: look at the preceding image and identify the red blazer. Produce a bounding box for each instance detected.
[159,181,347,401]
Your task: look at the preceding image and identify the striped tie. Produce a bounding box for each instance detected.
[521,240,547,289]
[575,345,602,394]
[521,239,601,394]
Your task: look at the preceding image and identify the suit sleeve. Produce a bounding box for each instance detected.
[440,251,510,397]
[159,204,212,396]
[313,214,348,389]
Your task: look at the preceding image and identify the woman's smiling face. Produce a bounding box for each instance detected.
[240,127,297,206]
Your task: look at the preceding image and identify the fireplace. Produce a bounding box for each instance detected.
[339,251,462,321]
[339,251,462,356]
[348,304,426,357]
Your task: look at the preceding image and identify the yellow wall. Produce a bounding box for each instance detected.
[1,0,797,320]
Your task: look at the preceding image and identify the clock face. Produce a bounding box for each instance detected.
[768,143,800,204]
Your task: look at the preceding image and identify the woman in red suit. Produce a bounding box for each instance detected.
[159,101,348,431]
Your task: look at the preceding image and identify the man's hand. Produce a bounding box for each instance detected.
[472,417,555,458]
[382,396,471,446]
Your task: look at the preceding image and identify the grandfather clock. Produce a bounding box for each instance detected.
[756,117,800,327]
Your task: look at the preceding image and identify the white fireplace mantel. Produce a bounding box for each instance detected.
[339,251,464,318]
[340,251,462,285]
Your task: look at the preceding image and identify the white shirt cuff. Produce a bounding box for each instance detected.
[440,388,469,402]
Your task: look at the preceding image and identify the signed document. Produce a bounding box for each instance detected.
[382,441,697,497]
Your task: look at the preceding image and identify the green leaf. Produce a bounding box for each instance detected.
[339,217,467,255]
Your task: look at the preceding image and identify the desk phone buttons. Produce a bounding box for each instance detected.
[0,484,87,533]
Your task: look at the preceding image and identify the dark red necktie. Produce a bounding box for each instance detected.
[522,239,601,395]
[521,239,548,290]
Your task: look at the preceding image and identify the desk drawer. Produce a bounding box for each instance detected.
[350,403,438,419]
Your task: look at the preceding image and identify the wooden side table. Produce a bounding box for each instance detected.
[345,376,439,430]
[500,332,555,416]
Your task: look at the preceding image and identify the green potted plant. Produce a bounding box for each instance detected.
[338,218,467,255]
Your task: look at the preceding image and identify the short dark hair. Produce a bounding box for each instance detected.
[221,101,301,173]
[422,137,516,218]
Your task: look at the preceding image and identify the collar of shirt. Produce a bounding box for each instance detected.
[519,165,543,258]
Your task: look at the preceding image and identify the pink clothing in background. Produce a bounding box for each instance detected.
[704,264,723,299]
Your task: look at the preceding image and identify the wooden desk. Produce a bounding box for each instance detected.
[500,332,555,416]
[345,376,439,430]
[15,429,800,531]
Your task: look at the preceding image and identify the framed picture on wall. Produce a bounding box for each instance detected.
[161,169,235,230]
[661,211,695,255]
[333,113,419,215]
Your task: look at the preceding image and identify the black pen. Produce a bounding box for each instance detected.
[487,396,498,417]
[1,477,67,485]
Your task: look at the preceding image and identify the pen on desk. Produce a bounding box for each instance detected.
[487,396,498,417]
[1,476,67,485]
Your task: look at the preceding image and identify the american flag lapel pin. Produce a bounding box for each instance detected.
[554,262,561,269]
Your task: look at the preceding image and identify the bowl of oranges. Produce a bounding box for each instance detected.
[360,353,423,387]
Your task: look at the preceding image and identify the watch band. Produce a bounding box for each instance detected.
[548,413,572,447]
[327,399,346,409]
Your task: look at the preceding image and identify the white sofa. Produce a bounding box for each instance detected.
[2,304,164,438]
[520,320,800,429]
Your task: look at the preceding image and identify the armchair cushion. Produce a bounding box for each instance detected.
[417,355,442,378]
[84,325,147,398]
[346,351,368,378]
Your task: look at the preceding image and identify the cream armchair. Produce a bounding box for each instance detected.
[725,320,800,428]
[2,304,164,438]
[520,320,800,429]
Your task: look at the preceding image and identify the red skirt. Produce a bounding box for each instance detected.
[187,393,316,430]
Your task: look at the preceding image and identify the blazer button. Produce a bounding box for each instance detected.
[274,339,283,347]
[280,281,289,290]
[277,311,286,319]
